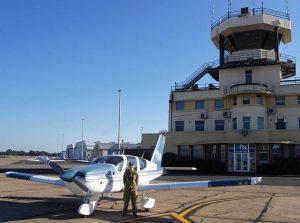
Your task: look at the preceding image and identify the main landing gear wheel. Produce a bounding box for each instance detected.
[144,208,150,212]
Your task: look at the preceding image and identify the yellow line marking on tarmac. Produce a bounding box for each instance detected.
[119,195,269,223]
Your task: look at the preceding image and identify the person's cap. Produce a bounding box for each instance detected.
[129,162,134,166]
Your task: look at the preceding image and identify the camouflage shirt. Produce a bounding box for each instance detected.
[123,169,139,192]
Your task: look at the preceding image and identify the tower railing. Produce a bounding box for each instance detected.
[211,7,290,30]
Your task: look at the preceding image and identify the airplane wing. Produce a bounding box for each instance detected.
[5,171,65,186]
[138,177,262,191]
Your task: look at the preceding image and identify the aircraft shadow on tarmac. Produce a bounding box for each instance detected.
[0,195,139,222]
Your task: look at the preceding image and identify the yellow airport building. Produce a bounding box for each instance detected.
[142,6,300,173]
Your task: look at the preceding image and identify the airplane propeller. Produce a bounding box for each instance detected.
[38,156,89,192]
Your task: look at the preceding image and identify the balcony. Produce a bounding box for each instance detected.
[211,7,290,31]
[224,82,272,96]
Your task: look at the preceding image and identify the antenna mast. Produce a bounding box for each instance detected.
[228,0,231,14]
[285,0,290,19]
[210,0,215,27]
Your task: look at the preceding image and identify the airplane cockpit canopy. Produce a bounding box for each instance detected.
[91,156,124,171]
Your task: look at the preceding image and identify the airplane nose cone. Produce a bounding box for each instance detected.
[60,169,76,182]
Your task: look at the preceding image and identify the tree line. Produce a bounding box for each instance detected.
[0,149,58,156]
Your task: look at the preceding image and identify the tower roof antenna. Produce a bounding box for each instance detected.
[210,0,215,27]
[285,0,290,19]
[228,0,231,14]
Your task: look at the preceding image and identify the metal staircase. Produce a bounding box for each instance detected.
[174,60,219,91]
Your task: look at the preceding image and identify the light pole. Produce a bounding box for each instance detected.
[118,90,122,153]
[81,118,84,160]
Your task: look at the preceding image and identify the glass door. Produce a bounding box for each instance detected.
[234,153,249,172]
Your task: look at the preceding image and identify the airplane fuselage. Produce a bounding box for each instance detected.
[63,155,163,195]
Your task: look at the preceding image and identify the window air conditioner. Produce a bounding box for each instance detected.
[223,111,231,118]
[268,108,276,114]
[200,113,208,119]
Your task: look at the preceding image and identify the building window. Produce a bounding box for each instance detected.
[243,117,250,129]
[195,100,205,109]
[275,96,285,106]
[275,118,286,129]
[256,95,263,105]
[245,70,252,84]
[215,120,225,131]
[220,144,226,162]
[193,145,204,160]
[178,145,191,159]
[258,145,269,165]
[298,96,300,105]
[296,145,300,160]
[257,117,264,129]
[232,96,237,106]
[211,145,217,160]
[215,99,224,109]
[232,117,237,130]
[272,144,281,160]
[175,121,184,131]
[283,145,291,159]
[243,96,250,104]
[175,101,184,110]
[195,120,204,131]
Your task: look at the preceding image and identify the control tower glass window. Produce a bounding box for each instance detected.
[176,101,185,110]
[245,70,252,84]
[195,100,205,109]
[275,96,285,106]
[232,118,237,130]
[232,96,237,106]
[215,120,225,131]
[243,96,250,105]
[256,95,263,105]
[195,120,204,131]
[215,99,224,109]
[243,117,251,129]
[275,118,286,129]
[257,117,264,129]
[175,121,184,131]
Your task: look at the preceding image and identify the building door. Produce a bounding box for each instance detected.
[235,153,249,171]
[234,144,249,172]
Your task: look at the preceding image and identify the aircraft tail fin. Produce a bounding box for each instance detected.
[150,135,166,169]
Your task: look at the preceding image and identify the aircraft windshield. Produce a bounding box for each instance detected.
[91,156,124,171]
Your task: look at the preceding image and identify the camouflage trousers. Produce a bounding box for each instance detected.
[123,190,137,214]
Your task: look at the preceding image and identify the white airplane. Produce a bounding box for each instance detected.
[5,135,262,217]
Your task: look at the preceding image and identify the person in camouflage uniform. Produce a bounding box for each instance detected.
[122,161,139,217]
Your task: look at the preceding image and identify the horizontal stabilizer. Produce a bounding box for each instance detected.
[138,177,262,191]
[5,171,65,186]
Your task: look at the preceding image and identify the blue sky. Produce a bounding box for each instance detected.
[1,0,299,152]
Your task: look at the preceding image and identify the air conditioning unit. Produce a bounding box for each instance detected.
[200,112,208,119]
[223,111,231,118]
[268,108,276,114]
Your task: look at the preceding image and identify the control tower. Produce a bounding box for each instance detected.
[211,7,295,83]
[163,5,300,173]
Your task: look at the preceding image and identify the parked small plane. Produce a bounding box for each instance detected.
[5,135,262,216]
